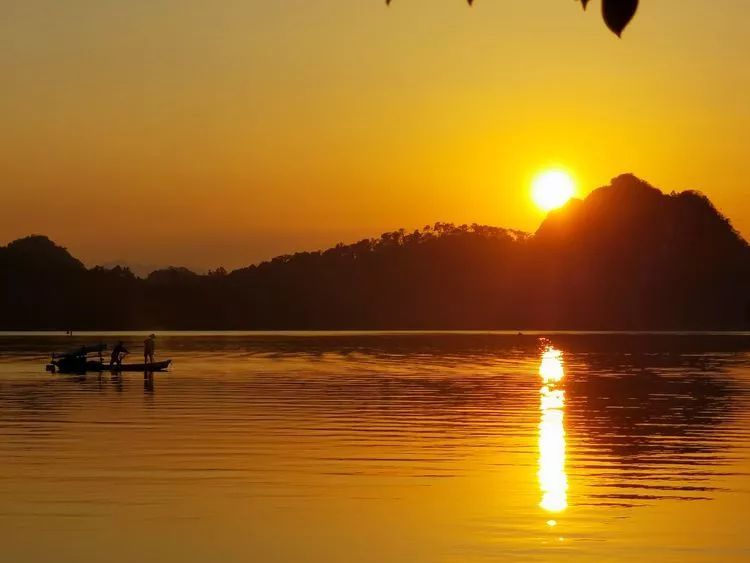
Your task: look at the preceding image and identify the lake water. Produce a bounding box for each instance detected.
[1,332,750,562]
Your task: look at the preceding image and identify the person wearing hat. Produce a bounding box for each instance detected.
[144,334,156,365]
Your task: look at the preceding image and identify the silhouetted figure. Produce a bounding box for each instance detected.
[109,341,129,367]
[144,334,156,364]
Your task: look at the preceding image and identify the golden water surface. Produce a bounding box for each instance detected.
[1,332,749,562]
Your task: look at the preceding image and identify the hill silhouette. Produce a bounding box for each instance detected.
[1,175,748,330]
[531,174,750,328]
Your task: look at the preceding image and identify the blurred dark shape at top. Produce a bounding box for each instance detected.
[1,175,748,330]
[387,0,640,37]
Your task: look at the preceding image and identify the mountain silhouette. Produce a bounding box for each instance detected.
[529,174,750,328]
[1,175,748,330]
[2,235,85,273]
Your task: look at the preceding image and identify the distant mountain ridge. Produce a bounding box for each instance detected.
[1,174,748,330]
[98,261,176,279]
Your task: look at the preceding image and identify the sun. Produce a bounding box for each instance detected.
[532,170,576,212]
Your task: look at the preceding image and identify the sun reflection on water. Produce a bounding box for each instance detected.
[538,345,568,515]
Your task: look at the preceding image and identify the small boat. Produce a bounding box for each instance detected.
[46,343,172,374]
[48,358,172,374]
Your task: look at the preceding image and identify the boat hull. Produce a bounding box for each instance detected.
[109,360,172,372]
[49,359,172,374]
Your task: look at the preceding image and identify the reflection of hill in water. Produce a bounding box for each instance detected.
[567,362,738,501]
[556,335,749,507]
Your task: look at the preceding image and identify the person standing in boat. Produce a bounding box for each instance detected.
[109,341,129,367]
[144,334,156,365]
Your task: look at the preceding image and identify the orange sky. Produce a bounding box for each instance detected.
[2,1,749,271]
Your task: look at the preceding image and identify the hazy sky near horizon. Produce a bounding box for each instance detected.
[2,1,749,270]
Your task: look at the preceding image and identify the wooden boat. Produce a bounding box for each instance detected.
[46,343,172,374]
[108,360,172,373]
[48,358,172,374]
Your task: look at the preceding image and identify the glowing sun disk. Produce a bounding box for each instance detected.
[532,170,575,211]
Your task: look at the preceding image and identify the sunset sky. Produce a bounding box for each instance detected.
[2,1,749,271]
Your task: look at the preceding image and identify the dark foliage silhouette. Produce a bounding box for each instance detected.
[386,0,640,37]
[1,175,748,330]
